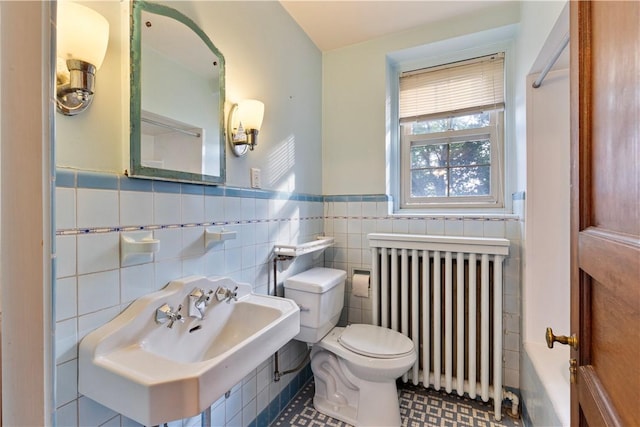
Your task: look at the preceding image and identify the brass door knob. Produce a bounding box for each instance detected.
[546,327,578,349]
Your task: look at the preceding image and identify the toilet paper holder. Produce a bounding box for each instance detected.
[353,269,370,278]
[351,269,370,298]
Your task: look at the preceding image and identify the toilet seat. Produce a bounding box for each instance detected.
[338,324,414,359]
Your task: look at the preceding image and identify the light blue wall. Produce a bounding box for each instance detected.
[321,3,521,196]
[513,0,568,191]
[56,0,323,194]
[516,3,570,427]
[54,171,320,426]
[52,2,570,425]
[54,1,323,426]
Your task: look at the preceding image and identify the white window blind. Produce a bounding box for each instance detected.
[399,53,504,123]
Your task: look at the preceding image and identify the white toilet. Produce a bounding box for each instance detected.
[284,267,416,427]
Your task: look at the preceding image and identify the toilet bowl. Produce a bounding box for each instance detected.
[284,268,416,427]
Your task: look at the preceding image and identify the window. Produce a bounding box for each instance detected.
[399,53,505,209]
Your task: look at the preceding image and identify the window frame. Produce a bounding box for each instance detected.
[388,40,514,213]
[400,109,504,209]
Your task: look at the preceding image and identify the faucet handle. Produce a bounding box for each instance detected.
[228,286,239,303]
[223,286,239,303]
[190,288,204,299]
[214,285,239,303]
[215,286,228,302]
[155,303,184,328]
[167,304,184,328]
[202,289,214,305]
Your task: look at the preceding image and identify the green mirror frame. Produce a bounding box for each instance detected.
[129,0,226,184]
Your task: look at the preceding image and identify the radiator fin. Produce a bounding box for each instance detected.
[368,233,509,421]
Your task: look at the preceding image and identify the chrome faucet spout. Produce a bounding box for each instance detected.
[189,288,214,319]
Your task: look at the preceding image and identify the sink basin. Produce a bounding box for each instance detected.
[78,276,300,426]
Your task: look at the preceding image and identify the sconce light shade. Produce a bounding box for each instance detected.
[227,99,265,157]
[237,100,264,131]
[56,1,110,115]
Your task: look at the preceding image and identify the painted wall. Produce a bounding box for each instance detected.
[323,199,523,390]
[55,1,129,175]
[54,170,320,426]
[0,3,2,312]
[320,0,567,415]
[521,70,570,427]
[520,9,571,427]
[523,68,570,346]
[56,0,323,194]
[1,2,54,425]
[513,1,568,192]
[48,1,572,425]
[321,3,520,196]
[53,1,323,426]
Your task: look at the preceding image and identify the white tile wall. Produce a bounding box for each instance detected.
[56,180,522,426]
[120,191,153,226]
[56,187,76,229]
[426,218,445,235]
[120,263,155,303]
[154,192,182,225]
[56,401,78,427]
[77,270,120,315]
[55,178,323,426]
[324,201,522,390]
[56,235,77,278]
[77,189,119,229]
[77,233,119,275]
[55,277,77,321]
[182,194,205,224]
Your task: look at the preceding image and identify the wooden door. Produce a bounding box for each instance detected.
[570,1,640,426]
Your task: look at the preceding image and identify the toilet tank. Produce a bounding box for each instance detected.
[284,267,346,343]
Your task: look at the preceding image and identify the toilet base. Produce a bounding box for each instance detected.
[313,377,402,427]
[311,346,403,426]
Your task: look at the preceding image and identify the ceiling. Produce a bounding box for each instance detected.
[279,1,514,52]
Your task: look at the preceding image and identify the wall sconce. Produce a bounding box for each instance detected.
[56,1,109,116]
[227,99,265,157]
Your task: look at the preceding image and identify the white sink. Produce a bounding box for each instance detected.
[78,276,300,426]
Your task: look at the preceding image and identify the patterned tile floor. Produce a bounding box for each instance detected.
[271,380,521,427]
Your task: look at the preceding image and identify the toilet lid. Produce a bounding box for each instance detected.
[338,324,414,359]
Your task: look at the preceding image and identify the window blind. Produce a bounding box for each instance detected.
[399,53,504,122]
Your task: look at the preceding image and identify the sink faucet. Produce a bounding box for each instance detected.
[189,288,214,319]
[155,303,184,328]
[215,285,238,303]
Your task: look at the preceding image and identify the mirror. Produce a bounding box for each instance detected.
[129,1,225,184]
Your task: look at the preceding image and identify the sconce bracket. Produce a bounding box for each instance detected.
[56,59,96,116]
[227,103,249,157]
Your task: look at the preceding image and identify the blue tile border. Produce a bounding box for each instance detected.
[55,169,519,236]
[153,180,181,194]
[253,189,272,199]
[76,170,119,190]
[181,183,204,195]
[120,176,153,192]
[324,194,390,202]
[56,169,76,188]
[225,187,252,198]
[58,169,521,211]
[204,186,225,196]
[57,168,400,204]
